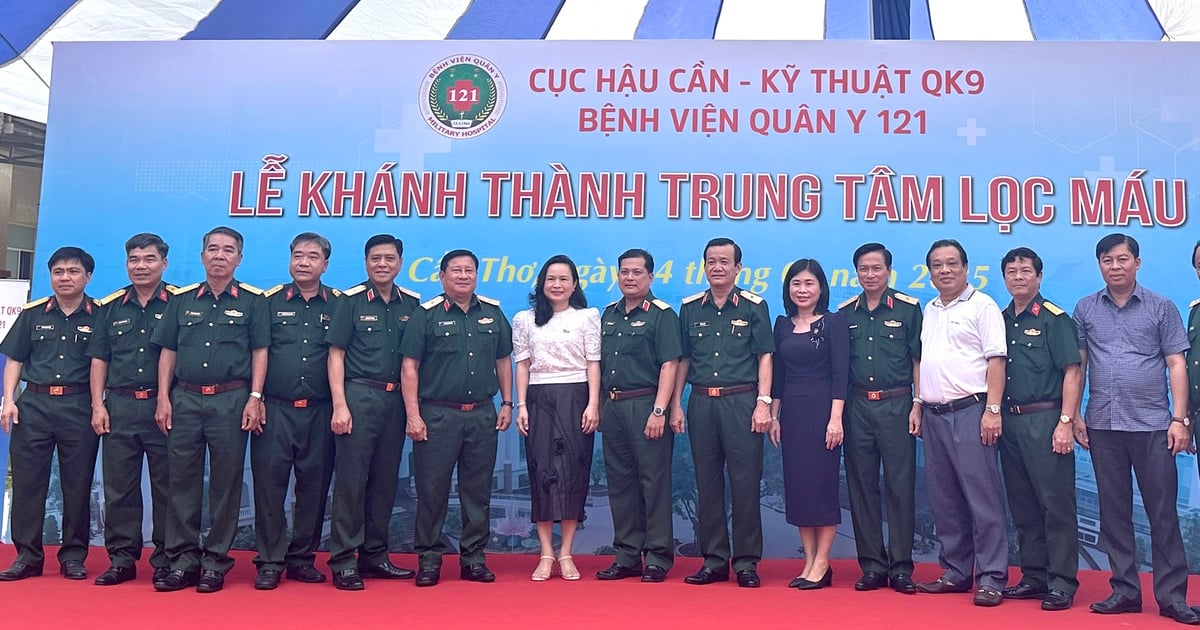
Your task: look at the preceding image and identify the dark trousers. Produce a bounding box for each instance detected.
[685,389,763,572]
[251,400,334,571]
[921,401,1008,590]
[601,395,674,570]
[9,390,98,566]
[1090,428,1188,608]
[412,403,497,570]
[844,395,916,577]
[999,409,1078,594]
[328,383,406,572]
[164,388,249,574]
[101,395,168,570]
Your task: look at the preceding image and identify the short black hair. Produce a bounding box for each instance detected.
[1095,233,1139,260]
[440,249,479,271]
[291,232,331,259]
[124,233,168,258]
[852,242,892,269]
[48,246,95,274]
[618,248,654,274]
[703,237,742,265]
[364,234,403,258]
[926,239,968,268]
[202,226,244,253]
[781,259,830,316]
[1001,247,1043,275]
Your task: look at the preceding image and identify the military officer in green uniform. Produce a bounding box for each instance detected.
[595,248,681,583]
[839,243,922,595]
[1188,240,1200,436]
[251,233,340,590]
[401,249,513,587]
[0,247,99,582]
[325,234,419,591]
[88,233,173,586]
[670,237,774,588]
[151,226,270,593]
[996,247,1082,612]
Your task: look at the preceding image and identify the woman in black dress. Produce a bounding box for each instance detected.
[768,259,849,590]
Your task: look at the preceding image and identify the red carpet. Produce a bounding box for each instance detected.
[0,545,1196,628]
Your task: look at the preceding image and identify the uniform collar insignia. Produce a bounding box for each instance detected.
[886,295,894,309]
[1030,302,1041,316]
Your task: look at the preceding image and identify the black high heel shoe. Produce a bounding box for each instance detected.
[796,568,833,590]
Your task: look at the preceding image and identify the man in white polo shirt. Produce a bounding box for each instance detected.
[914,239,1009,607]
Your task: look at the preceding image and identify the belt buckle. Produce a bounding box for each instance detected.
[294,399,308,408]
[49,385,64,396]
[1011,405,1021,415]
[134,390,150,400]
[201,385,217,395]
[385,382,397,392]
[609,390,618,400]
[867,390,882,401]
[707,387,721,397]
[459,403,474,412]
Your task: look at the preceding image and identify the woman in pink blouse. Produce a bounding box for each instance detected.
[514,255,601,581]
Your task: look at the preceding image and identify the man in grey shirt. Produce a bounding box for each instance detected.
[1073,233,1196,626]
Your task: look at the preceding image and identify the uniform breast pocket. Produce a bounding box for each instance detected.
[272,317,301,344]
[431,323,462,353]
[1015,333,1049,371]
[218,316,248,342]
[688,327,714,353]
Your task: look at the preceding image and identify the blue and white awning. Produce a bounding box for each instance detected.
[2,0,1198,123]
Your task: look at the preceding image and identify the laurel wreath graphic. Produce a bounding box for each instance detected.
[428,74,497,126]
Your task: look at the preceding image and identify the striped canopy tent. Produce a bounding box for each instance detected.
[1,0,1199,125]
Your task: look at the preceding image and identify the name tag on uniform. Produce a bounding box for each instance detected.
[359,314,379,322]
[276,311,296,317]
[630,320,647,327]
[185,310,203,318]
[731,319,748,327]
[478,317,494,325]
[1024,328,1041,336]
[693,321,709,328]
[884,320,902,328]
[111,318,131,327]
[35,324,54,331]
[224,309,243,318]
[437,320,456,327]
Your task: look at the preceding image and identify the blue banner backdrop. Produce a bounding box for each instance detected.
[29,41,1200,568]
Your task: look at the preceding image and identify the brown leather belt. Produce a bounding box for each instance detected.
[608,387,656,401]
[176,380,248,395]
[851,386,911,401]
[923,393,984,415]
[265,394,327,409]
[109,387,157,400]
[1006,399,1062,415]
[349,378,400,392]
[27,383,88,396]
[695,383,756,398]
[424,399,490,412]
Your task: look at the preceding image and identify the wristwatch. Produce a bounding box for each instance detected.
[985,403,1001,414]
[248,391,263,401]
[652,406,665,417]
[1059,414,1072,425]
[756,395,772,405]
[501,401,514,408]
[1172,416,1191,428]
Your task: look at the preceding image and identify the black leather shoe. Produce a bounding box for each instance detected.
[460,563,495,582]
[94,565,137,586]
[641,565,667,583]
[917,576,971,594]
[154,570,199,592]
[684,566,729,585]
[1161,603,1200,625]
[1090,593,1142,614]
[891,574,917,594]
[286,565,327,583]
[60,560,87,580]
[796,568,832,591]
[196,570,224,593]
[1003,581,1048,600]
[736,569,760,588]
[254,569,281,590]
[596,563,642,580]
[415,568,440,587]
[151,567,171,585]
[855,571,887,591]
[974,586,1003,607]
[788,575,812,588]
[0,562,43,581]
[332,568,364,591]
[1041,590,1074,611]
[358,560,415,580]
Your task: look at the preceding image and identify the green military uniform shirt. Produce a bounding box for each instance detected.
[0,294,99,385]
[88,283,172,389]
[839,288,922,390]
[678,287,774,386]
[324,282,419,382]
[150,280,270,383]
[400,293,512,403]
[1001,293,1080,405]
[1187,298,1200,414]
[600,292,682,391]
[263,282,340,399]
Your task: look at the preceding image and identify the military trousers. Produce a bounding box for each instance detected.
[844,394,916,577]
[101,394,168,570]
[601,394,674,570]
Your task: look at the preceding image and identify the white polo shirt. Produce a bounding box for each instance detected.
[919,285,1007,404]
